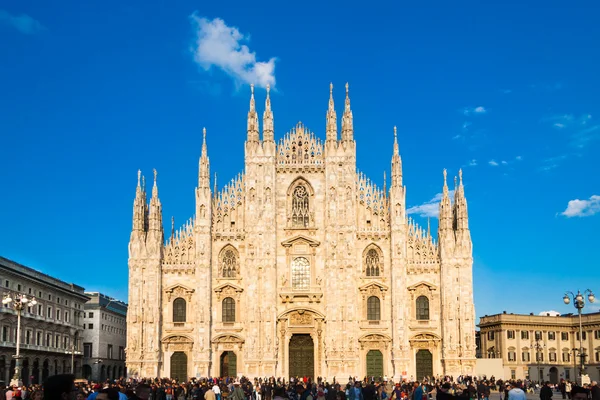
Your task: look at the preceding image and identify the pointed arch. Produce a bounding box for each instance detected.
[363,244,383,277]
[219,245,239,278]
[287,177,315,228]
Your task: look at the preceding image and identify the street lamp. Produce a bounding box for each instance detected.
[531,335,546,384]
[2,292,37,386]
[563,289,595,383]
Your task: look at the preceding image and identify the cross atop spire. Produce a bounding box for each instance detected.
[391,126,402,187]
[152,168,158,198]
[199,127,210,188]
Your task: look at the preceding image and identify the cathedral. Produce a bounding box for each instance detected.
[126,83,476,381]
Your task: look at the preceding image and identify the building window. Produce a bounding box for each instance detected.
[594,330,600,340]
[487,331,495,340]
[507,330,515,339]
[65,311,69,322]
[119,346,125,360]
[562,351,570,362]
[107,344,113,359]
[46,333,51,347]
[535,331,542,341]
[220,246,239,278]
[291,185,310,228]
[4,280,8,288]
[88,324,93,329]
[548,331,556,340]
[36,332,41,346]
[55,334,60,348]
[291,257,310,290]
[416,296,430,320]
[521,331,529,340]
[48,307,52,318]
[173,298,186,323]
[222,297,236,322]
[561,332,569,341]
[549,351,557,362]
[576,332,587,340]
[38,305,42,316]
[511,370,516,379]
[89,312,94,318]
[2,326,8,341]
[25,330,31,344]
[83,343,93,357]
[508,351,516,361]
[536,352,544,362]
[522,351,531,362]
[56,309,60,320]
[595,352,600,362]
[17,284,21,291]
[565,369,570,380]
[367,296,381,321]
[365,247,381,277]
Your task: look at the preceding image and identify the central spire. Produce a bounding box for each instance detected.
[326,83,337,142]
[341,82,353,141]
[247,84,259,142]
[263,84,274,142]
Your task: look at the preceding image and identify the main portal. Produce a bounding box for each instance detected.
[288,334,314,378]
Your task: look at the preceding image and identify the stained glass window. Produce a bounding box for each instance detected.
[292,185,310,228]
[291,257,310,290]
[416,296,429,320]
[173,298,186,323]
[222,297,235,322]
[367,296,380,320]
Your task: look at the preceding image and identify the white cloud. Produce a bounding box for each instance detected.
[189,14,276,88]
[553,123,566,129]
[0,9,44,34]
[463,106,487,116]
[407,191,454,218]
[501,160,508,165]
[561,195,600,218]
[516,155,522,161]
[468,159,477,167]
[488,160,499,166]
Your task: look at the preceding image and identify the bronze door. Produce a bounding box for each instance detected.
[415,349,433,380]
[288,334,314,378]
[220,351,237,377]
[170,352,188,381]
[366,350,384,379]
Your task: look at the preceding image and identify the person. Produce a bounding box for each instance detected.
[590,382,600,400]
[507,382,526,400]
[228,382,245,400]
[212,383,222,400]
[205,387,215,400]
[349,382,363,400]
[436,383,455,400]
[43,375,77,400]
[97,390,120,400]
[134,385,152,400]
[540,382,553,400]
[570,387,589,400]
[30,391,43,400]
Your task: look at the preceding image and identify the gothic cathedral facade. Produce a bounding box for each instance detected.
[126,84,476,381]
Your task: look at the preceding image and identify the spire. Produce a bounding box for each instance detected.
[391,126,403,187]
[213,172,218,198]
[148,168,163,232]
[341,82,353,141]
[171,216,175,240]
[454,168,469,230]
[326,83,337,142]
[247,84,259,142]
[263,84,274,142]
[131,170,146,233]
[427,217,431,237]
[198,127,210,188]
[438,169,453,232]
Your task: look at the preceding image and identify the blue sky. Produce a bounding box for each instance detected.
[1,0,599,320]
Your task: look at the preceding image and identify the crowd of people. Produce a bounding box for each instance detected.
[1,374,600,400]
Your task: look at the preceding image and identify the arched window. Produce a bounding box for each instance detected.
[220,246,238,278]
[291,257,310,290]
[173,298,186,323]
[367,296,381,321]
[222,297,236,322]
[291,185,310,228]
[365,249,380,276]
[416,296,429,320]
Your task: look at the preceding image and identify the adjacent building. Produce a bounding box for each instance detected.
[81,292,127,381]
[126,84,477,380]
[0,256,88,385]
[478,311,600,382]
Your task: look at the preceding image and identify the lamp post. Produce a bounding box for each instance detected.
[563,289,595,384]
[531,335,545,384]
[66,342,82,376]
[2,292,37,386]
